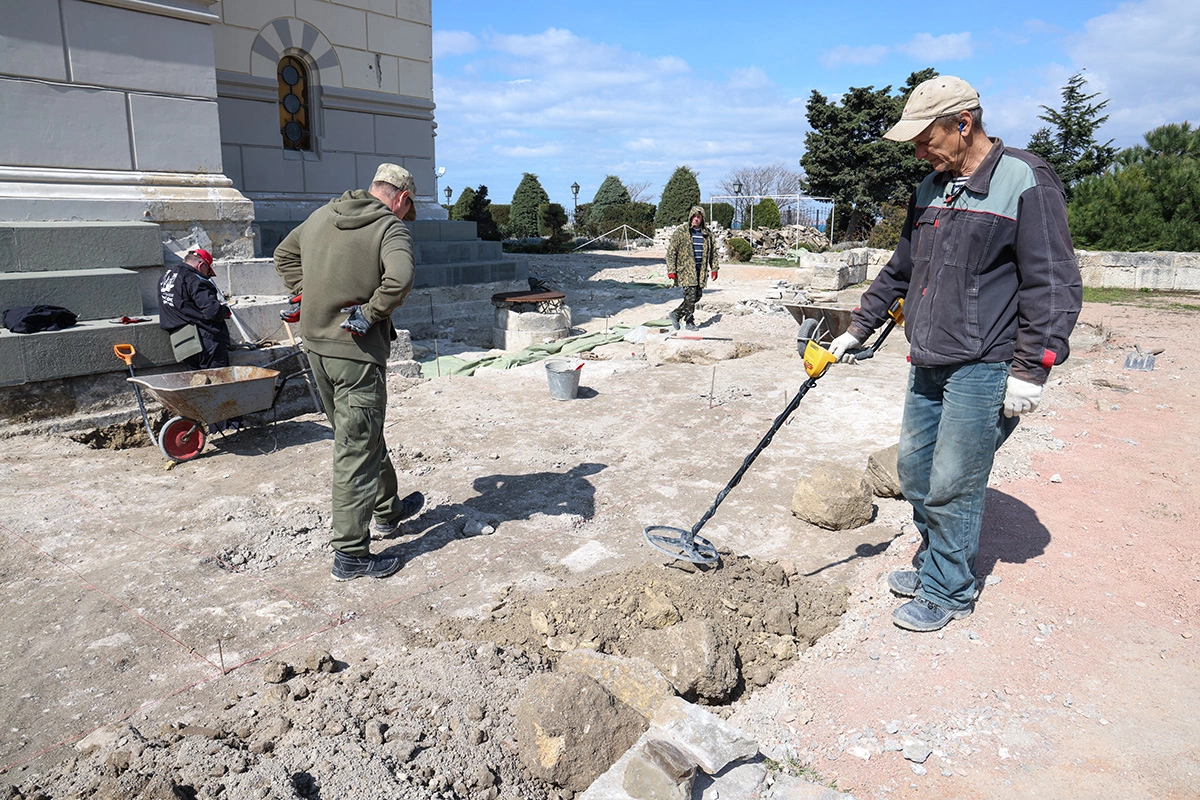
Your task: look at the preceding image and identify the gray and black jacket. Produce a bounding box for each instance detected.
[847,139,1082,385]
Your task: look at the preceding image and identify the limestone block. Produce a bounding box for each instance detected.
[1174,267,1200,291]
[241,147,305,194]
[1172,252,1200,268]
[130,96,222,173]
[791,461,874,530]
[0,2,66,81]
[1136,266,1176,290]
[375,115,435,159]
[396,0,433,25]
[494,306,572,333]
[650,697,759,775]
[218,97,282,148]
[367,13,431,60]
[866,443,902,498]
[295,0,368,48]
[0,222,163,273]
[1102,266,1136,289]
[629,620,738,704]
[622,739,695,800]
[1079,266,1107,288]
[809,262,866,291]
[514,673,647,793]
[398,55,434,101]
[558,650,675,722]
[322,109,377,153]
[62,1,217,97]
[221,0,297,32]
[644,337,738,366]
[341,47,399,94]
[0,78,131,171]
[303,152,359,195]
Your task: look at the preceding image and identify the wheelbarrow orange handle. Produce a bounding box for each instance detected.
[113,343,135,366]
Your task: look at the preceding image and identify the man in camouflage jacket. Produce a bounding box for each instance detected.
[665,205,718,330]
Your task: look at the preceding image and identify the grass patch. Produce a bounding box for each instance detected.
[1082,287,1200,312]
[762,755,838,789]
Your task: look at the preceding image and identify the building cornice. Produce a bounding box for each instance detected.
[79,0,220,25]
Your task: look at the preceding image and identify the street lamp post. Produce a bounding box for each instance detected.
[570,182,580,225]
[732,181,743,230]
[444,186,452,207]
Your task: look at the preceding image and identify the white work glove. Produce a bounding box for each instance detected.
[829,332,863,363]
[1003,376,1043,418]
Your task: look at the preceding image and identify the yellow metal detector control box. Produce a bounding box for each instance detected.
[803,340,837,378]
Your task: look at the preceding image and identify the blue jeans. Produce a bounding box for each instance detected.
[897,361,1019,610]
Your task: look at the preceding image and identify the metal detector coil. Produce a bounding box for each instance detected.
[643,525,720,565]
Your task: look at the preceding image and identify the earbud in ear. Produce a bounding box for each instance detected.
[959,122,965,132]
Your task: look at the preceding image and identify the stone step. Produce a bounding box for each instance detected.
[0,268,143,321]
[414,239,503,265]
[0,317,172,387]
[0,221,162,272]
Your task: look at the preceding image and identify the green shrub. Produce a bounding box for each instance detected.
[573,202,598,237]
[587,176,631,229]
[599,202,657,238]
[449,187,475,221]
[449,185,502,240]
[726,236,753,262]
[509,173,549,238]
[538,202,569,242]
[710,202,734,228]
[751,198,780,229]
[655,166,701,228]
[867,202,907,250]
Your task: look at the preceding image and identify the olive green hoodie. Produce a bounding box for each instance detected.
[274,190,415,365]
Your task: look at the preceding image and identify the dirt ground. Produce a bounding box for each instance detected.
[0,249,1196,799]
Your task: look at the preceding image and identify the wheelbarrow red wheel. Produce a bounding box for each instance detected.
[158,416,206,462]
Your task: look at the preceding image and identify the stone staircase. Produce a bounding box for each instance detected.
[1,219,527,423]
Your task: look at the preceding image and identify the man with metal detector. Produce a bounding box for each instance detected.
[828,75,1082,632]
[273,164,425,582]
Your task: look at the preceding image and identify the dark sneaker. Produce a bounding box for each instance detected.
[668,312,682,331]
[685,322,700,332]
[888,570,919,597]
[331,551,403,581]
[374,491,425,534]
[892,596,972,632]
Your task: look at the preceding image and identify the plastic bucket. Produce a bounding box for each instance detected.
[545,358,583,401]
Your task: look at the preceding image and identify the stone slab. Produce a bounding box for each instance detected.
[0,318,173,386]
[0,222,163,273]
[0,269,143,321]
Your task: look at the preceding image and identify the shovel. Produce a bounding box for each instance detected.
[1123,345,1163,371]
[114,344,157,442]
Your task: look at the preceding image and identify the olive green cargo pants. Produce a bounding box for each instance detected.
[308,352,402,557]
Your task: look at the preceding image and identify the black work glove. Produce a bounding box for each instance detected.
[339,305,371,336]
[280,293,301,323]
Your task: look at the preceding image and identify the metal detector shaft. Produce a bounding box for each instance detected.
[848,297,904,361]
[686,375,819,541]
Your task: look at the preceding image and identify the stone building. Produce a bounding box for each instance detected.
[0,0,522,391]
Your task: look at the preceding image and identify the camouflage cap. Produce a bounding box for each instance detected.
[372,163,417,195]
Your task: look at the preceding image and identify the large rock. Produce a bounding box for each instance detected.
[622,739,696,800]
[629,619,738,703]
[866,442,902,498]
[558,649,676,721]
[791,461,874,530]
[645,336,739,365]
[514,672,647,792]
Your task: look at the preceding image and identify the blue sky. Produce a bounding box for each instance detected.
[429,0,1200,208]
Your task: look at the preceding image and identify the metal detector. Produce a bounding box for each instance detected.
[643,299,904,565]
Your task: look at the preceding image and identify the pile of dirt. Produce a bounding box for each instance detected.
[6,641,567,800]
[440,556,849,704]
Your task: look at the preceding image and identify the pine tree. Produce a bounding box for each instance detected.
[655,166,701,228]
[1026,72,1116,195]
[449,187,476,221]
[509,173,550,238]
[588,176,631,229]
[801,69,934,241]
[751,198,780,229]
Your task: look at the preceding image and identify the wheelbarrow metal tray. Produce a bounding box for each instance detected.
[128,366,280,425]
[780,303,856,339]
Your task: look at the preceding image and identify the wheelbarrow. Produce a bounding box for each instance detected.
[780,302,856,354]
[114,344,300,462]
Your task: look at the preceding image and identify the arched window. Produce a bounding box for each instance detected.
[278,55,311,151]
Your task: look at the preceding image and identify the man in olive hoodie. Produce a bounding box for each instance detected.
[274,164,425,581]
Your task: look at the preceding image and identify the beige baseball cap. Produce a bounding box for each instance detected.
[372,163,417,195]
[884,76,980,142]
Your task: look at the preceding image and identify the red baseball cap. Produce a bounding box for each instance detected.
[191,249,213,267]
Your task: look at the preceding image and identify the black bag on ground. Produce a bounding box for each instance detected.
[2,305,79,333]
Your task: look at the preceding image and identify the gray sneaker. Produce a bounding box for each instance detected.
[892,596,972,632]
[668,312,682,331]
[331,551,403,581]
[887,570,919,597]
[374,491,425,534]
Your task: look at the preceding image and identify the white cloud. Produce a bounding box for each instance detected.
[432,30,478,58]
[433,28,812,202]
[819,44,889,69]
[1065,0,1200,145]
[896,32,974,61]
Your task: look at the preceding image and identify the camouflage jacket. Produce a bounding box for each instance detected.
[666,223,717,287]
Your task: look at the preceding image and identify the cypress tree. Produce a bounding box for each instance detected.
[449,187,476,221]
[588,175,631,229]
[655,166,701,228]
[509,173,550,238]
